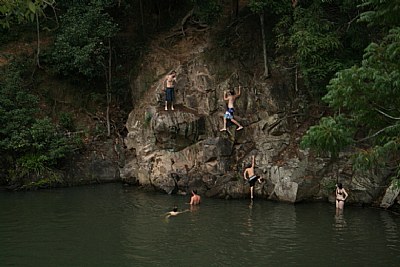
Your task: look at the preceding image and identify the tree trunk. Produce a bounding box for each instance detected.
[35,12,41,68]
[106,38,112,137]
[259,12,269,78]
[231,0,239,19]
[140,0,144,35]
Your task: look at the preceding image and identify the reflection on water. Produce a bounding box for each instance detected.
[334,208,347,230]
[1,184,400,267]
[380,211,400,253]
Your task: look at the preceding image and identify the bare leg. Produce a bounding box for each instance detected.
[171,101,174,110]
[250,186,254,199]
[165,101,168,111]
[220,117,227,131]
[231,119,243,131]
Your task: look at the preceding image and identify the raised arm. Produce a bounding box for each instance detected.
[251,155,255,168]
[223,91,229,101]
[236,85,241,97]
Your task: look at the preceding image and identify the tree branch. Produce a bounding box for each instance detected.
[35,12,41,68]
[375,108,400,120]
[346,11,360,31]
[357,124,399,143]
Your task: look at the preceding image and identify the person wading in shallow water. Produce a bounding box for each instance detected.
[189,190,201,205]
[164,70,177,111]
[335,183,348,210]
[243,155,262,199]
[220,85,244,132]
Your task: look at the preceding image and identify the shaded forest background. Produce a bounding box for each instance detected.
[0,0,399,190]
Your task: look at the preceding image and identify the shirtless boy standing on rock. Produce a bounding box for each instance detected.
[164,70,177,111]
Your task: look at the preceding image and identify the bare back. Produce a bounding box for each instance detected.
[226,95,237,109]
[243,155,256,180]
[190,195,201,205]
[244,166,255,179]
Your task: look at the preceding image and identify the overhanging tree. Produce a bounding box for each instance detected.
[0,0,57,66]
[301,25,400,184]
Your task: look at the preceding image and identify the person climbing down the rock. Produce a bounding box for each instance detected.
[220,85,243,131]
[164,70,177,111]
[243,155,262,199]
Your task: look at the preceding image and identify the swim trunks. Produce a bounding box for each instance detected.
[224,108,234,120]
[165,87,175,102]
[248,175,258,187]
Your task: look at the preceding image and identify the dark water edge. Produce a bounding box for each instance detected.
[2,181,400,214]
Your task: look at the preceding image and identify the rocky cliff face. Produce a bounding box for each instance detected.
[120,21,398,208]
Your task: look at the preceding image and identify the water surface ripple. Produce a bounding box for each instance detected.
[1,184,399,266]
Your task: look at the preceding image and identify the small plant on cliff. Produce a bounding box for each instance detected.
[322,179,337,195]
[59,112,75,132]
[143,111,153,128]
[191,0,222,24]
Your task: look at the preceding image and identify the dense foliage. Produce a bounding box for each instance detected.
[0,60,72,187]
[301,0,400,183]
[47,2,118,79]
[0,0,54,28]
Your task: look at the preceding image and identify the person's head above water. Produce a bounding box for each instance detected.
[337,183,343,189]
[172,206,178,212]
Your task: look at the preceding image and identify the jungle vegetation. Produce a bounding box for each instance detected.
[0,0,399,188]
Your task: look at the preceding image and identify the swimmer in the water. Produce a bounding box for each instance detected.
[165,206,189,218]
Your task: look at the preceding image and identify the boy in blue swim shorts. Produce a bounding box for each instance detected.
[220,85,244,131]
[164,70,177,111]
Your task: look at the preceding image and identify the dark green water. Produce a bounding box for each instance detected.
[1,184,399,267]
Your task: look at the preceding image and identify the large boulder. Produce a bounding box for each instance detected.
[380,181,400,209]
[152,109,205,151]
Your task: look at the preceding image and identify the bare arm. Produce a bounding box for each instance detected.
[236,85,241,97]
[251,155,255,168]
[223,91,229,101]
[343,189,348,200]
[243,169,248,180]
[163,76,168,90]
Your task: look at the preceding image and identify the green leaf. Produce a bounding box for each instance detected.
[27,1,36,13]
